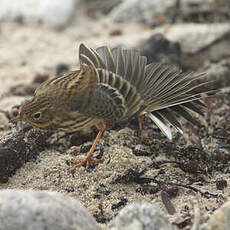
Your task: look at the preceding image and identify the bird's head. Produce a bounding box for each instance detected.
[10,96,55,130]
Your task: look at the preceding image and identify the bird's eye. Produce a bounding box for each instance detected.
[33,112,41,119]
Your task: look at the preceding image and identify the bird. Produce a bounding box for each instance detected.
[10,43,212,170]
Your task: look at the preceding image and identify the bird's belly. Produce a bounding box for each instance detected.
[54,112,100,133]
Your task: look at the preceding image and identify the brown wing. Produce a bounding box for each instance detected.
[82,82,127,121]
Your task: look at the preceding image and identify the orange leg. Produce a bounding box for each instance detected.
[138,115,144,130]
[71,129,104,170]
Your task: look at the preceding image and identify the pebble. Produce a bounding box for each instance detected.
[0,189,100,230]
[216,179,227,190]
[200,201,230,230]
[108,201,175,230]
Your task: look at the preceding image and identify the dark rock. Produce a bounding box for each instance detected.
[33,73,50,84]
[216,179,227,190]
[10,83,39,96]
[140,33,181,66]
[55,63,70,76]
[0,148,22,183]
[111,198,128,210]
[0,124,51,183]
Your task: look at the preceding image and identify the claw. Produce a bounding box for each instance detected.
[71,128,104,171]
[71,157,103,170]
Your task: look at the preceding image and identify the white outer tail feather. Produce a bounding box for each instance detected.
[148,113,173,140]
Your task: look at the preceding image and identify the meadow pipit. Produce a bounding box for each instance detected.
[10,43,213,169]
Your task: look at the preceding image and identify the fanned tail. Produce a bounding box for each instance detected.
[143,64,214,140]
[78,43,214,140]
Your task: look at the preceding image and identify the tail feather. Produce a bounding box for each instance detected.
[79,44,105,68]
[79,44,147,91]
[193,100,206,107]
[142,64,181,96]
[169,105,200,127]
[148,100,204,140]
[154,108,183,134]
[182,102,204,116]
[148,112,172,140]
[96,46,116,72]
[111,47,126,76]
[78,43,214,140]
[145,79,212,112]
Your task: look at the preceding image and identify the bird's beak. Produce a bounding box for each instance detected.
[9,115,23,123]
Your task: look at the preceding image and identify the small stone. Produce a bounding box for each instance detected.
[0,190,100,230]
[216,179,227,190]
[108,201,175,230]
[200,201,230,230]
[33,74,50,84]
[55,63,70,76]
[109,28,123,36]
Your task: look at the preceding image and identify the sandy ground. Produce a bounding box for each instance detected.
[0,8,230,229]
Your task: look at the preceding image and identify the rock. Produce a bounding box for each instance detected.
[108,201,175,230]
[108,0,176,25]
[0,147,21,183]
[164,23,230,55]
[140,33,181,66]
[0,0,80,29]
[0,124,51,183]
[55,63,70,76]
[98,23,230,70]
[162,23,230,70]
[0,190,100,230]
[200,201,230,230]
[215,179,227,190]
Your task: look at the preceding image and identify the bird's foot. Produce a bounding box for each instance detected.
[71,128,104,171]
[71,156,103,170]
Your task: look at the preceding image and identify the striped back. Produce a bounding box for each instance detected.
[79,44,147,118]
